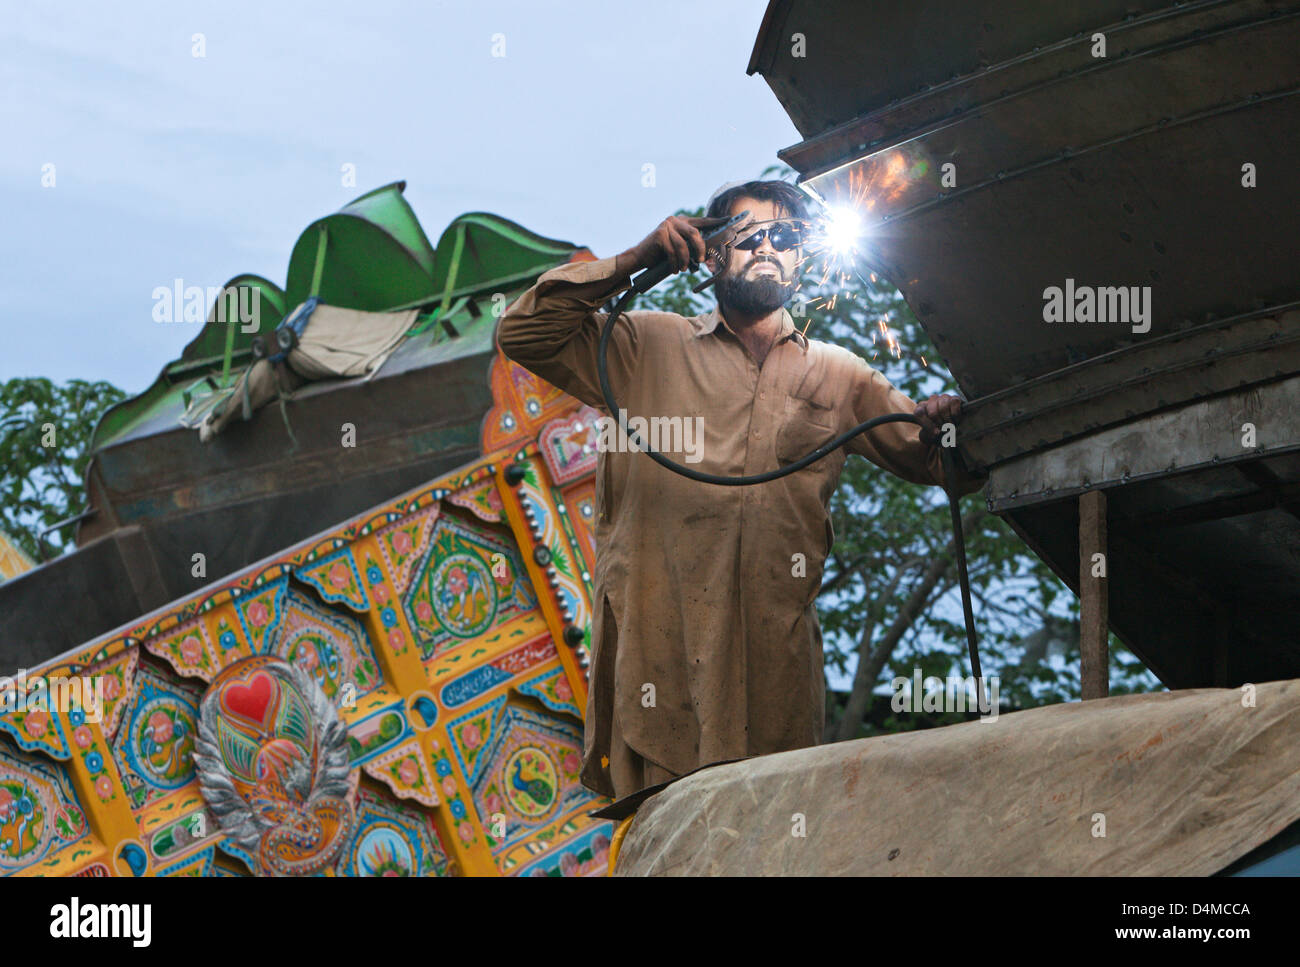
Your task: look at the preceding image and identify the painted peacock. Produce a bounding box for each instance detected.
[510,756,554,809]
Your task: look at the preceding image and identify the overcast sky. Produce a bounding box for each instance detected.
[1,0,800,394]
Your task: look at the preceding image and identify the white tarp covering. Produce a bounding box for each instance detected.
[196,304,417,442]
[615,681,1300,876]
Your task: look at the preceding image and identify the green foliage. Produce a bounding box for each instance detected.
[0,377,127,561]
[636,167,1160,741]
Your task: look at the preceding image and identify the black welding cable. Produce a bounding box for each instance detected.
[595,284,986,702]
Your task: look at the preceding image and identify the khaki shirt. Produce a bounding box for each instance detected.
[498,255,986,799]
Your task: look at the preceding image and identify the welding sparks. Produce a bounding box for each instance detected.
[793,172,892,339]
[820,205,865,257]
[784,152,941,373]
[877,316,902,358]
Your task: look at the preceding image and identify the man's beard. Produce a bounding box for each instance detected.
[715,260,789,316]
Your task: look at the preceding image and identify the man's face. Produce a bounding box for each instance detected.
[709,197,803,317]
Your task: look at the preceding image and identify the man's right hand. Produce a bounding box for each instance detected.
[618,215,735,277]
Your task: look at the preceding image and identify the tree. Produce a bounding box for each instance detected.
[634,167,1159,740]
[0,377,127,561]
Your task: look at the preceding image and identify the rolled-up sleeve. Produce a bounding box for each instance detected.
[497,255,640,410]
[843,355,987,497]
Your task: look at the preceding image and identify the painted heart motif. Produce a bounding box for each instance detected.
[539,405,600,484]
[220,672,280,734]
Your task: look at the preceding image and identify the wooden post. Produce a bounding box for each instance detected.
[1079,490,1109,699]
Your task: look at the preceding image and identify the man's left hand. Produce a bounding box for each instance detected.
[914,394,963,446]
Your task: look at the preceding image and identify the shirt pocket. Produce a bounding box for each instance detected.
[776,390,838,468]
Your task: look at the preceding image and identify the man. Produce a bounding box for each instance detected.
[498,180,986,800]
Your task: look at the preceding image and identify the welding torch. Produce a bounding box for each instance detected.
[625,209,750,295]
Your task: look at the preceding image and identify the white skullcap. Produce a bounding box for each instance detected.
[705,180,751,213]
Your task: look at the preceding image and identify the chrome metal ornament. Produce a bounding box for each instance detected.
[195,655,354,876]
